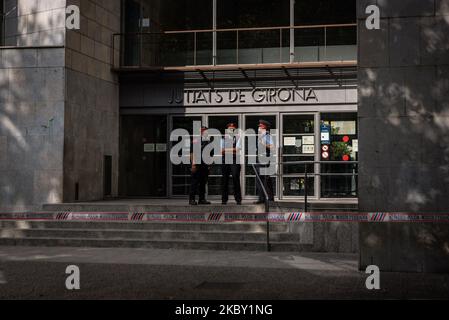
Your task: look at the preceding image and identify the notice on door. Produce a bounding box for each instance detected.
[156,144,167,152]
[302,136,315,145]
[303,145,315,154]
[284,137,296,146]
[144,144,155,153]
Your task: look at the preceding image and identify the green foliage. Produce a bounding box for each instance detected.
[331,141,350,160]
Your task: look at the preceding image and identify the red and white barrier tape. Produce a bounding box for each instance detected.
[1,212,449,223]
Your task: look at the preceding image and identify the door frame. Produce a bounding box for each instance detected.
[168,113,206,198]
[242,113,280,200]
[279,112,320,201]
[205,113,243,200]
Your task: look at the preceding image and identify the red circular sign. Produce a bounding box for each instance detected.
[322,145,329,152]
[343,136,350,143]
[342,155,350,161]
[322,152,329,159]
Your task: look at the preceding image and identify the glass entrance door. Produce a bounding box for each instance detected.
[281,114,317,198]
[243,115,278,199]
[170,115,203,197]
[207,115,240,197]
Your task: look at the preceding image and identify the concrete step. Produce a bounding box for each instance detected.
[0,220,289,232]
[0,220,304,252]
[42,200,358,213]
[42,203,265,213]
[0,228,299,242]
[0,237,311,252]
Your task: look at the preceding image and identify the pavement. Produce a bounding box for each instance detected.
[0,246,448,300]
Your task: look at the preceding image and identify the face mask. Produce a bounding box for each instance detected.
[227,128,236,135]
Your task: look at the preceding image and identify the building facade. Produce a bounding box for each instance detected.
[117,0,358,201]
[0,0,448,271]
[358,0,449,272]
[0,0,120,211]
[0,0,360,209]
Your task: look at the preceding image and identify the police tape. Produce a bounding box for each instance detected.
[1,212,449,223]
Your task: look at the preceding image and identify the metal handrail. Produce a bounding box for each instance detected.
[280,160,359,212]
[113,23,357,36]
[252,163,271,252]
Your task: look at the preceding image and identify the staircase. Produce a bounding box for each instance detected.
[0,199,359,252]
[0,220,309,251]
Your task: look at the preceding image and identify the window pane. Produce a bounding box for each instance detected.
[320,113,358,198]
[283,177,314,197]
[131,0,213,32]
[218,0,290,28]
[295,0,356,25]
[283,115,314,134]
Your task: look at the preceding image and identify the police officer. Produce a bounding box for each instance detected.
[254,120,275,204]
[221,123,242,205]
[189,126,211,205]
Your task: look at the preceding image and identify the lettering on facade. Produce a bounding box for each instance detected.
[168,87,318,105]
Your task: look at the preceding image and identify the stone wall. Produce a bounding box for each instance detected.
[63,0,120,202]
[0,0,66,211]
[358,0,449,272]
[3,0,66,46]
[0,47,65,211]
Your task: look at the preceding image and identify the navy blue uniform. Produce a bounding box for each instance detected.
[189,139,209,202]
[221,135,242,204]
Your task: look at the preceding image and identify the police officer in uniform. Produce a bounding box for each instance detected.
[189,126,211,205]
[254,120,275,204]
[221,123,242,205]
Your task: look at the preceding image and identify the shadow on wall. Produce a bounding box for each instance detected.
[0,0,65,211]
[357,1,449,272]
[358,12,449,213]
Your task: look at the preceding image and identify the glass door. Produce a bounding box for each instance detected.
[170,115,204,197]
[207,115,240,197]
[281,114,317,198]
[320,113,358,198]
[243,115,278,199]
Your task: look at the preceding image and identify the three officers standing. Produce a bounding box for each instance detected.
[189,120,274,205]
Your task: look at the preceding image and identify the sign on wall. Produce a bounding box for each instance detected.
[168,87,318,106]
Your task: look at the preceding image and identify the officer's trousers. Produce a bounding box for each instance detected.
[222,164,242,203]
[189,165,209,201]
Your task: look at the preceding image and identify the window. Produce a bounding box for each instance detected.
[217,0,290,28]
[320,113,358,198]
[123,0,213,33]
[295,0,356,25]
[120,0,357,67]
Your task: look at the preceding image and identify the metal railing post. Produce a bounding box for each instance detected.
[253,164,271,252]
[236,30,239,65]
[280,28,283,63]
[304,163,308,212]
[324,26,327,61]
[194,32,197,66]
[265,196,270,252]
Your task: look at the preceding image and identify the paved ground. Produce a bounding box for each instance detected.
[0,246,448,300]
